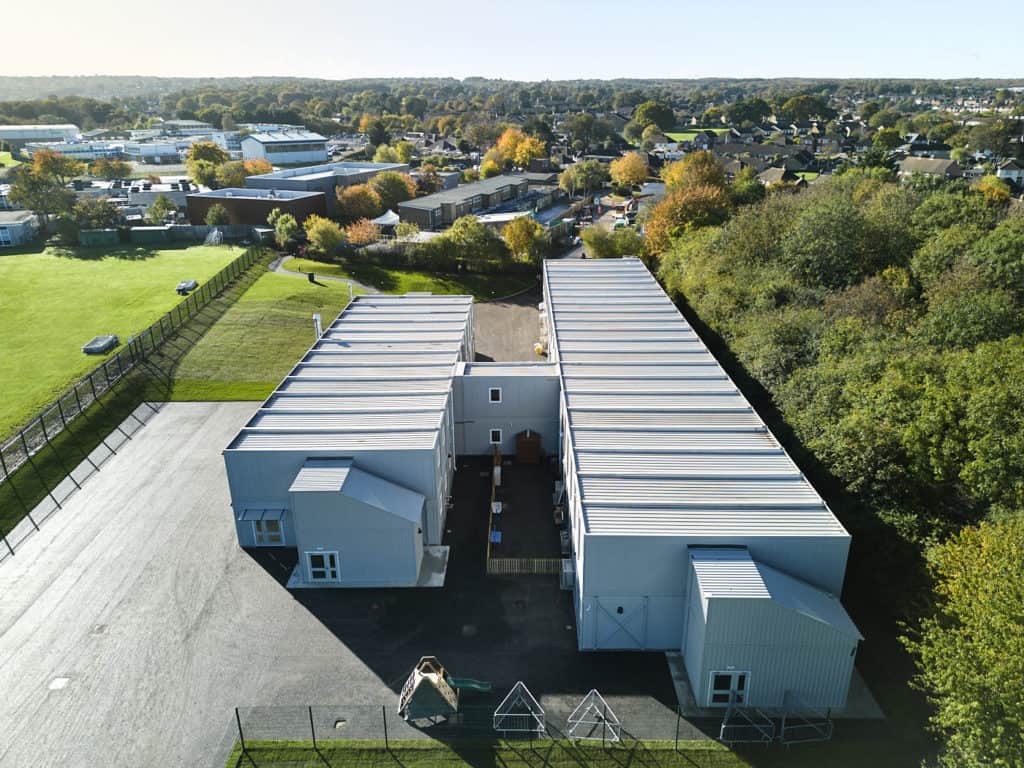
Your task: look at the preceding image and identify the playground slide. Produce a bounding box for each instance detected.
[447,677,493,693]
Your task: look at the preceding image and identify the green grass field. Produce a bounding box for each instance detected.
[0,243,240,438]
[162,268,358,401]
[287,257,536,301]
[225,739,748,768]
[0,150,21,168]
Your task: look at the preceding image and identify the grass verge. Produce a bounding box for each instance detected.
[287,257,535,301]
[225,739,748,768]
[0,242,241,437]
[160,267,358,401]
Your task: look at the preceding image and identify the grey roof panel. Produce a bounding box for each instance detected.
[544,257,846,541]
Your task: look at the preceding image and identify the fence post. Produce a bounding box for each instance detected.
[235,707,247,756]
[2,535,13,557]
[602,703,606,749]
[382,704,389,751]
[674,705,680,752]
[309,706,317,751]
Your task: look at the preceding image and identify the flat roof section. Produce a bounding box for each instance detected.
[544,257,847,541]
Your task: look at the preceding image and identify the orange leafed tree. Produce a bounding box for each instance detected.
[644,184,732,256]
[346,218,382,246]
[243,158,273,176]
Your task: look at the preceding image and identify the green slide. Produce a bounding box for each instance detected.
[447,677,493,693]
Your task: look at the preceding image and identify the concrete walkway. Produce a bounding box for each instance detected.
[269,254,379,293]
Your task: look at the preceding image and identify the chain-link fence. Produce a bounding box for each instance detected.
[219,698,836,767]
[0,246,267,561]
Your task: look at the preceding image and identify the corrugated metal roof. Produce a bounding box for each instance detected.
[226,294,471,454]
[544,257,846,541]
[289,458,353,492]
[288,458,425,524]
[690,548,862,638]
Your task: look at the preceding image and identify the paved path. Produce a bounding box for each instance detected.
[269,254,379,293]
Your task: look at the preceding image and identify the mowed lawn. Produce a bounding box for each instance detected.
[0,150,21,168]
[287,257,536,301]
[0,243,240,437]
[225,740,749,768]
[164,269,357,401]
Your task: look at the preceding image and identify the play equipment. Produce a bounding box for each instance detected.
[397,656,492,722]
[493,681,546,734]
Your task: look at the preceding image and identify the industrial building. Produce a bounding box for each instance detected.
[542,258,860,710]
[397,174,530,229]
[0,124,80,148]
[186,187,326,225]
[245,160,409,215]
[241,130,329,165]
[222,258,861,711]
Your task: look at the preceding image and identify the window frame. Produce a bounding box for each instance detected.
[489,428,502,445]
[252,518,285,546]
[488,387,502,404]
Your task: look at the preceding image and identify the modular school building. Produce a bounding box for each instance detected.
[222,258,861,712]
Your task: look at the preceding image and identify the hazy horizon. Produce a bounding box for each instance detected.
[4,0,1020,82]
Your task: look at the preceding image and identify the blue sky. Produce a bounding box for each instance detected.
[7,0,1021,80]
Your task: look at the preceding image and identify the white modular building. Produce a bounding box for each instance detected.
[223,294,474,587]
[240,131,329,165]
[542,257,861,710]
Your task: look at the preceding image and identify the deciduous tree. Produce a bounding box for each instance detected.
[204,203,230,225]
[661,151,726,191]
[345,218,381,246]
[610,152,648,188]
[337,183,383,222]
[304,214,345,255]
[368,171,417,211]
[502,216,545,263]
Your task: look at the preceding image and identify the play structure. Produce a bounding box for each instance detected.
[493,681,546,734]
[567,689,621,742]
[398,656,492,722]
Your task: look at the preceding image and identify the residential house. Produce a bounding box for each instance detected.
[897,157,962,180]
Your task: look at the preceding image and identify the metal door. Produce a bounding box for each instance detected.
[594,596,648,649]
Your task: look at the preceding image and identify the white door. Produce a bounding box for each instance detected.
[708,671,751,707]
[306,551,340,583]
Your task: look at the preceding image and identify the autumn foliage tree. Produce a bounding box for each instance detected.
[661,150,727,191]
[610,152,649,189]
[337,183,383,222]
[243,158,273,176]
[502,216,545,263]
[88,157,132,179]
[345,218,381,246]
[644,184,732,256]
[369,171,417,211]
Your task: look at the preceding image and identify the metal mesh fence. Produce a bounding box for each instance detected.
[0,247,266,560]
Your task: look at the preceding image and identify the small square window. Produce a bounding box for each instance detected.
[489,387,502,403]
[489,429,502,444]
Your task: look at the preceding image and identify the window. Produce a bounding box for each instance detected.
[306,551,339,582]
[489,429,502,445]
[253,519,284,546]
[0,227,11,247]
[489,387,502,404]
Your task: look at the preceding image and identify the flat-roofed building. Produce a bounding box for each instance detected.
[0,124,80,148]
[246,160,409,215]
[241,130,329,165]
[0,210,38,247]
[397,174,530,229]
[186,187,325,225]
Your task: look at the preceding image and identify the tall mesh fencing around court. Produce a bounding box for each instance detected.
[0,246,267,561]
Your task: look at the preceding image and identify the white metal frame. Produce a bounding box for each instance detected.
[305,550,340,583]
[252,519,285,546]
[708,670,752,707]
[489,428,502,445]
[567,689,621,742]
[488,387,502,404]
